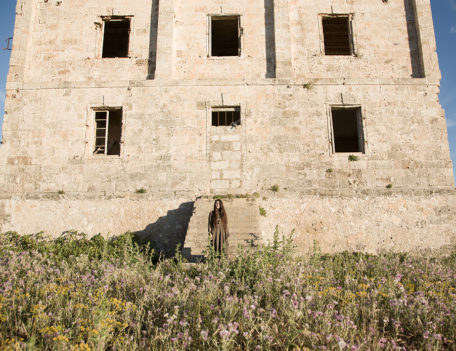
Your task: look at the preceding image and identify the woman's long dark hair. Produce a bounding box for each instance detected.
[213,199,228,230]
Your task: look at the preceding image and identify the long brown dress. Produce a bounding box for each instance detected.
[208,210,229,255]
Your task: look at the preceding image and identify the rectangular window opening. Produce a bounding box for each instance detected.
[102,18,130,58]
[93,109,123,156]
[331,107,364,153]
[210,16,241,57]
[212,107,241,127]
[322,16,352,56]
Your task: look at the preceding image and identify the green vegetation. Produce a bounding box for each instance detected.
[0,230,455,350]
[348,155,360,162]
[135,188,147,194]
[58,190,65,195]
[386,184,393,189]
[270,185,279,192]
[259,207,267,217]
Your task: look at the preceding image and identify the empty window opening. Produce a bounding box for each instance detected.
[94,109,123,156]
[211,16,241,57]
[322,16,352,55]
[331,107,364,153]
[212,107,241,127]
[102,18,130,58]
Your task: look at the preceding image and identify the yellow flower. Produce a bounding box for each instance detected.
[72,342,91,351]
[52,335,69,343]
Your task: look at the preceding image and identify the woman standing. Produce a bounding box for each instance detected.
[208,199,229,256]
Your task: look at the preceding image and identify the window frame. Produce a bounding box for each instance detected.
[100,16,133,59]
[328,105,366,155]
[211,106,242,127]
[89,107,124,157]
[207,14,243,58]
[319,14,356,56]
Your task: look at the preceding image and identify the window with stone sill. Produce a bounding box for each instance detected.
[93,109,123,156]
[209,16,242,57]
[212,106,241,127]
[330,106,364,153]
[322,15,354,56]
[102,17,131,58]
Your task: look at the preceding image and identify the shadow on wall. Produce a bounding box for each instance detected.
[403,0,425,78]
[147,0,160,79]
[135,202,194,257]
[264,0,276,78]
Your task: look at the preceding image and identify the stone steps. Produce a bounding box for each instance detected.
[183,198,262,262]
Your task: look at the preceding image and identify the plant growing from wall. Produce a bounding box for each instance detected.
[259,207,267,217]
[348,155,359,161]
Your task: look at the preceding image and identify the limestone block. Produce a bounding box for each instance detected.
[211,161,230,170]
[222,170,241,179]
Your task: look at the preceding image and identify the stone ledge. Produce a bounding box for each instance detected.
[6,77,441,91]
[0,188,454,201]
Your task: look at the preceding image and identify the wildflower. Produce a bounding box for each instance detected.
[378,337,387,348]
[423,331,429,339]
[220,329,230,338]
[271,308,277,318]
[338,339,346,349]
[201,330,208,341]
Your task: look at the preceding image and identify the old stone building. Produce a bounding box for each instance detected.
[0,0,455,255]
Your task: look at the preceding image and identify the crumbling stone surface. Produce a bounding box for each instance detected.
[0,0,454,252]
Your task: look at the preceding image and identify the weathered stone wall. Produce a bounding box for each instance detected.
[1,84,453,194]
[0,189,455,255]
[1,0,455,252]
[5,0,442,83]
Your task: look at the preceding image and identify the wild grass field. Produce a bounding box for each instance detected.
[0,230,455,350]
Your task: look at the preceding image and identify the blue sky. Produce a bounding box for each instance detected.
[0,0,455,180]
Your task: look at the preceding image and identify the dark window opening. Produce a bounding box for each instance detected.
[212,107,241,127]
[94,109,123,156]
[331,107,363,153]
[322,16,352,56]
[211,16,240,57]
[102,18,130,58]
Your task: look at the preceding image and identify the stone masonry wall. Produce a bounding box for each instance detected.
[0,0,455,253]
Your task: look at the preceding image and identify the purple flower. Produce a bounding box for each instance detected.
[220,330,230,338]
[271,308,277,318]
[201,330,208,341]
